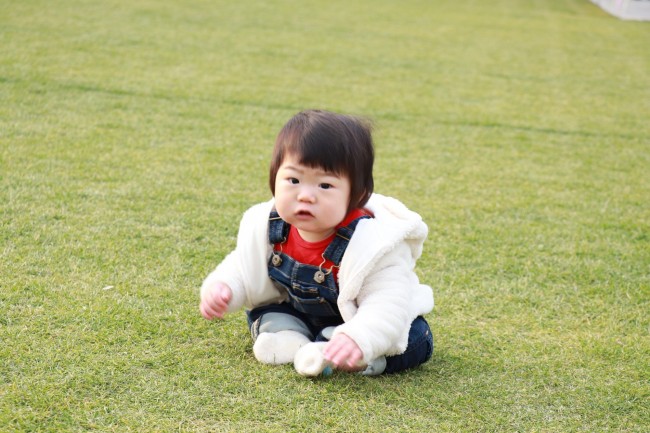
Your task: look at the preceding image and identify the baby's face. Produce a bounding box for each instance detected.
[274,153,351,242]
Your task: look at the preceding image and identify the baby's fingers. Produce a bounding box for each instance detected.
[200,301,219,320]
[324,343,353,367]
[200,297,226,320]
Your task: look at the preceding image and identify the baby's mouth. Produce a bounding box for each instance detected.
[296,210,314,217]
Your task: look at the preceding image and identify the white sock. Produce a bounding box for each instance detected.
[253,331,310,365]
[294,342,329,376]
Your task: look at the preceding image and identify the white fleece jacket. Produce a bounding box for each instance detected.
[200,193,434,362]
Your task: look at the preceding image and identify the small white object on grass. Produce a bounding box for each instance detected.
[294,342,330,377]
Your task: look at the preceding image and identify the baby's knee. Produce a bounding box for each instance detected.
[250,312,312,341]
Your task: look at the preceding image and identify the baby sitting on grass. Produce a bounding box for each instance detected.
[200,109,433,376]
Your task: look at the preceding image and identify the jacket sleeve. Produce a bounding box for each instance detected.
[333,241,423,362]
[200,200,283,313]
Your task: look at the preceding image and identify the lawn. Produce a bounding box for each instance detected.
[1,0,649,431]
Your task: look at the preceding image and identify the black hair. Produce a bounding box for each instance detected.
[269,109,375,211]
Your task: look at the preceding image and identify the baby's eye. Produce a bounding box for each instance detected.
[289,177,299,184]
[319,183,332,190]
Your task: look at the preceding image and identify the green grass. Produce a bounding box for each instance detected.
[1,0,649,431]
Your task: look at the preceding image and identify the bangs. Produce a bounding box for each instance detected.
[292,126,349,176]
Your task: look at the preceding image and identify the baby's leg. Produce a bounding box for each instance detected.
[250,312,312,365]
[295,327,389,376]
[383,316,433,374]
[295,327,373,376]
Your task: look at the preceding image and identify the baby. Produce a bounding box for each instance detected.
[200,109,434,376]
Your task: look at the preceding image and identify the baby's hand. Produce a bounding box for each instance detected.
[199,282,232,320]
[323,333,365,372]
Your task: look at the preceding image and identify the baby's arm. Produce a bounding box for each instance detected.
[335,242,416,362]
[199,282,232,320]
[199,200,276,317]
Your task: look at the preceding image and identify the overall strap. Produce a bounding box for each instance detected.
[268,209,290,244]
[322,215,372,266]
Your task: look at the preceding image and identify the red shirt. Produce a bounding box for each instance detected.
[274,208,372,281]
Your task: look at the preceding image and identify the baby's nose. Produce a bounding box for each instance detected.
[298,187,316,202]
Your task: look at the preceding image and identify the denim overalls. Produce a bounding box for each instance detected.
[247,210,434,374]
